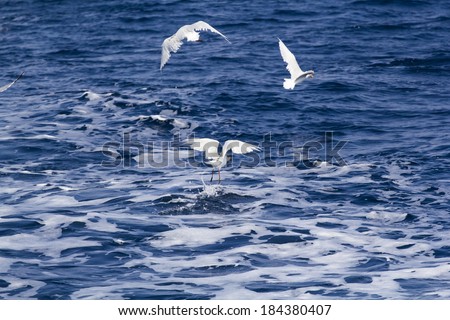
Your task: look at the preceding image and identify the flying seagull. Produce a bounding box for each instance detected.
[185,138,260,183]
[0,72,24,93]
[160,21,231,70]
[278,38,314,90]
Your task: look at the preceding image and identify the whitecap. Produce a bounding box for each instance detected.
[366,210,408,223]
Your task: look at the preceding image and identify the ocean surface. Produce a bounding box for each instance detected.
[1,0,449,299]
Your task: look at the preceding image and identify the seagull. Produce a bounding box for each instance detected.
[160,21,231,70]
[185,138,260,183]
[278,38,314,90]
[0,72,24,93]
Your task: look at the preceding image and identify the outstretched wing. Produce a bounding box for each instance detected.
[185,138,220,158]
[223,140,260,155]
[160,34,185,70]
[278,38,302,79]
[160,21,230,70]
[160,23,195,70]
[190,21,231,44]
[0,72,24,93]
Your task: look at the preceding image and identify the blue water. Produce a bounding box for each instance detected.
[1,0,449,299]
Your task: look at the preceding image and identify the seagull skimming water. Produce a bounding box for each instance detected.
[185,138,260,183]
[0,72,24,93]
[278,38,314,90]
[160,21,231,70]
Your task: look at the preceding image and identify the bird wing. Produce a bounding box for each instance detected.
[0,72,24,93]
[223,140,260,155]
[278,38,303,79]
[190,21,231,43]
[160,34,185,70]
[185,138,220,158]
[160,21,230,70]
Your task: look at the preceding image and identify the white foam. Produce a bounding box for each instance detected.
[0,134,57,141]
[149,224,266,248]
[0,232,99,258]
[82,90,103,101]
[1,86,448,300]
[366,210,408,223]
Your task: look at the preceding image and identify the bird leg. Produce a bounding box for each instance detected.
[218,168,221,184]
[210,168,214,182]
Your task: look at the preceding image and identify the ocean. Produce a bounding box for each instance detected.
[0,0,449,299]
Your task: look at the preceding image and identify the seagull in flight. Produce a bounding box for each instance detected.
[185,138,260,183]
[0,72,24,93]
[160,21,231,70]
[278,38,314,90]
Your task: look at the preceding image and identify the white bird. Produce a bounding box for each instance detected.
[160,21,231,70]
[185,138,260,183]
[0,72,24,93]
[278,38,314,90]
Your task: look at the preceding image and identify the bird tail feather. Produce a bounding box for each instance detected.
[283,78,295,90]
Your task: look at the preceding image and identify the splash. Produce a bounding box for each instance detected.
[200,176,223,197]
